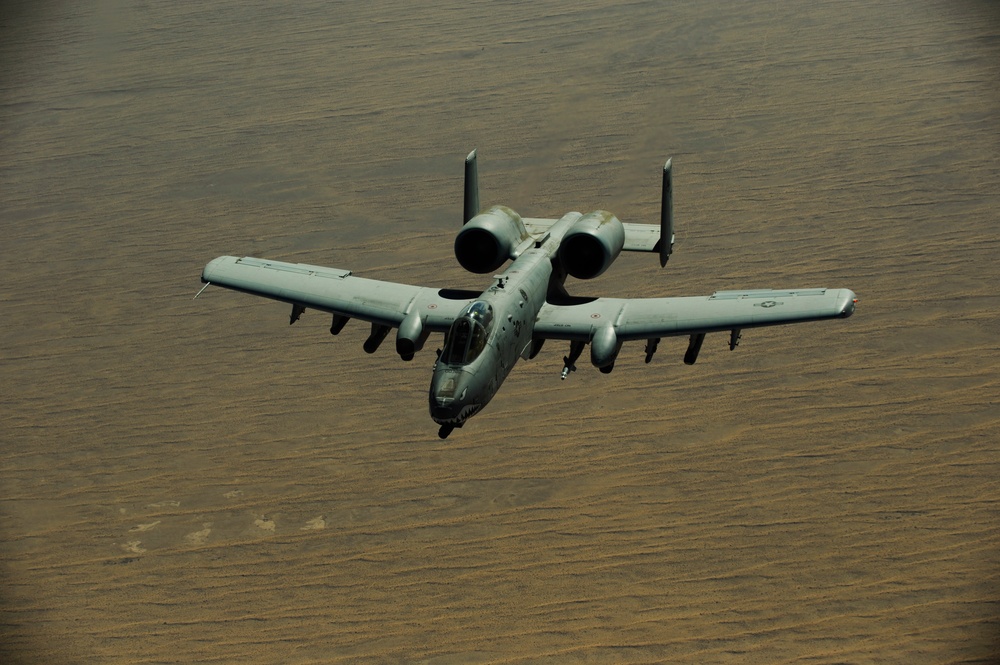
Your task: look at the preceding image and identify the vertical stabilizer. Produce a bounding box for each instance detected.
[464,149,480,224]
[660,158,673,267]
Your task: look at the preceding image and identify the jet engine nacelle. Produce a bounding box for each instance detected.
[454,205,527,274]
[590,325,622,370]
[557,210,625,279]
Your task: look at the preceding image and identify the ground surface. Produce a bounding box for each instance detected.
[2,1,999,662]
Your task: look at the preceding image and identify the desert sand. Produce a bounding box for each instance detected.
[2,1,998,662]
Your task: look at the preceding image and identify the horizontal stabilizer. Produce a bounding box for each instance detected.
[523,217,661,252]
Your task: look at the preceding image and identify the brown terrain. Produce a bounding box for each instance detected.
[2,1,999,662]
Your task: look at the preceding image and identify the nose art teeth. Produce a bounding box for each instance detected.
[460,404,482,420]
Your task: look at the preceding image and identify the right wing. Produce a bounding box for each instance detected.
[534,288,858,342]
[201,255,476,332]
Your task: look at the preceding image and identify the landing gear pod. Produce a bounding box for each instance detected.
[396,313,429,361]
[591,325,622,372]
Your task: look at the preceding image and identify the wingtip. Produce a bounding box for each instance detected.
[838,289,859,318]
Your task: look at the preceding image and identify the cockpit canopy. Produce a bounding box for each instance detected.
[441,300,494,365]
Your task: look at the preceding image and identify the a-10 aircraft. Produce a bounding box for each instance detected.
[199,151,857,438]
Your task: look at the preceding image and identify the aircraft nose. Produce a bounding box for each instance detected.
[429,369,469,423]
[433,372,466,402]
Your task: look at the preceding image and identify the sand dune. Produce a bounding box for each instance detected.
[2,0,999,662]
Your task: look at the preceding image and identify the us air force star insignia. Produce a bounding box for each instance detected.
[757,300,782,308]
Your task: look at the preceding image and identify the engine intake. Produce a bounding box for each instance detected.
[558,210,625,279]
[454,205,527,274]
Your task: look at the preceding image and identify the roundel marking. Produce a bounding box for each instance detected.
[591,313,601,319]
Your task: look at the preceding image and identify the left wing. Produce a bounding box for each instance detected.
[201,255,476,332]
[534,288,858,342]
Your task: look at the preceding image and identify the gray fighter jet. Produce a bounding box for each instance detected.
[200,152,857,438]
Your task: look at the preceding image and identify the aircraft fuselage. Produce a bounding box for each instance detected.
[429,212,581,433]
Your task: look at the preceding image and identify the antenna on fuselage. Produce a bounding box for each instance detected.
[464,149,480,224]
[659,157,674,267]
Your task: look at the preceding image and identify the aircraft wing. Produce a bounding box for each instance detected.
[534,288,858,342]
[200,256,476,331]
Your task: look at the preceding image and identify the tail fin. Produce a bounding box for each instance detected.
[464,149,480,224]
[659,158,673,267]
